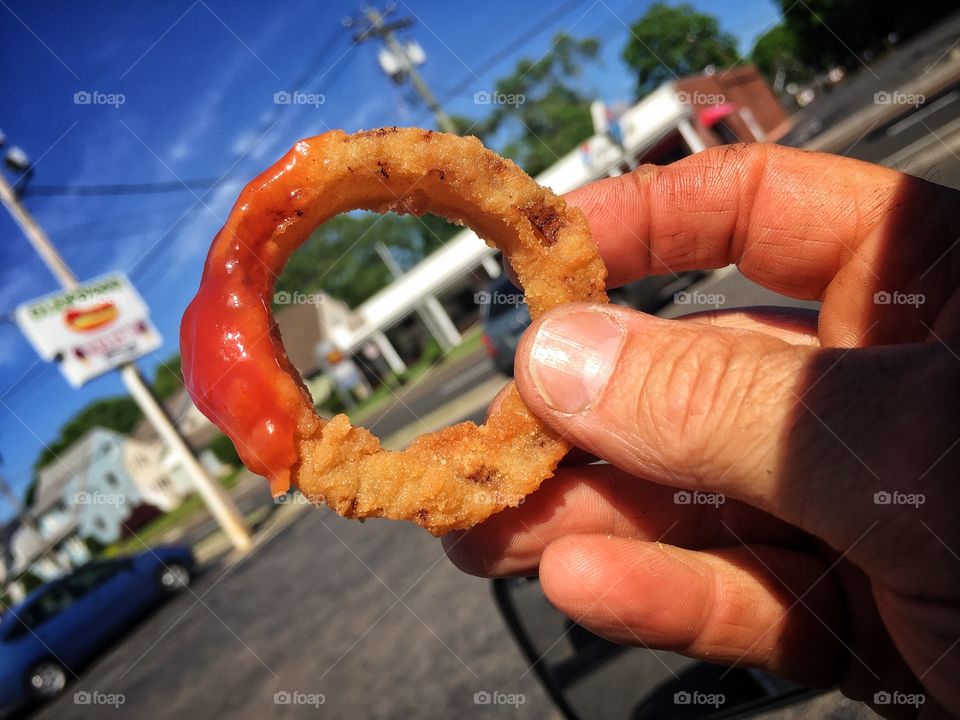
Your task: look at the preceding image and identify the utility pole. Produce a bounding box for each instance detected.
[0,169,253,554]
[0,454,51,570]
[351,5,459,134]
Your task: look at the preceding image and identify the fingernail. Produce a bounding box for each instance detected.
[528,308,624,414]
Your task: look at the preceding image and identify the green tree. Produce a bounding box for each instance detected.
[34,396,142,472]
[622,3,739,97]
[275,212,446,308]
[750,23,812,86]
[209,433,241,467]
[26,395,143,506]
[152,353,183,401]
[778,0,957,70]
[481,32,600,176]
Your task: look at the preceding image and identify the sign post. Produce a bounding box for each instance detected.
[1,171,253,554]
[15,273,162,387]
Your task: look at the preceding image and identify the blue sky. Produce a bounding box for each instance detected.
[0,0,781,510]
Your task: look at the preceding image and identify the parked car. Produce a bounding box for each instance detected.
[479,271,708,376]
[0,545,195,714]
[479,274,532,376]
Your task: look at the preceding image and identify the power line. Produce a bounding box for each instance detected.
[18,2,618,199]
[21,23,350,199]
[23,177,230,197]
[437,0,590,101]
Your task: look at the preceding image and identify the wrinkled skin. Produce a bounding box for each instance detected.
[445,144,960,718]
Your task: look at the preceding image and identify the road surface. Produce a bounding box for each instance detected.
[361,348,499,440]
[32,509,560,720]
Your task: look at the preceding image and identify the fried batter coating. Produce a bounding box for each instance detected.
[181,127,608,535]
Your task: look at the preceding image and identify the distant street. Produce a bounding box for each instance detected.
[783,10,960,188]
[362,347,499,439]
[839,79,960,189]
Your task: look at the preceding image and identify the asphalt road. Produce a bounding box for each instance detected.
[179,476,276,548]
[781,10,960,149]
[361,348,500,439]
[31,509,560,720]
[781,10,960,189]
[839,79,960,189]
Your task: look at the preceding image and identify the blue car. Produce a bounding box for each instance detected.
[480,271,708,375]
[0,545,194,714]
[480,275,532,376]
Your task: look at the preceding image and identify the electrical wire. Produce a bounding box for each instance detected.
[437,0,590,101]
[22,23,350,198]
[21,2,598,197]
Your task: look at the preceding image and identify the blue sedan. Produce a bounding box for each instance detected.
[0,545,194,714]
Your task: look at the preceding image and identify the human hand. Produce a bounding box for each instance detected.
[445,144,960,718]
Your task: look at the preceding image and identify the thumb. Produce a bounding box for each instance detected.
[514,303,809,499]
[513,303,954,562]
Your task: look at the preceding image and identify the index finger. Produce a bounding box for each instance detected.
[565,143,957,302]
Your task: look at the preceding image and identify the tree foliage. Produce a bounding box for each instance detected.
[777,0,957,71]
[33,396,143,477]
[622,2,739,98]
[750,23,811,85]
[479,33,600,176]
[275,212,452,308]
[152,353,183,401]
[209,433,241,467]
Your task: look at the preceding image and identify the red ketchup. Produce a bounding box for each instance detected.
[180,143,317,496]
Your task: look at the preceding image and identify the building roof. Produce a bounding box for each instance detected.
[33,426,126,514]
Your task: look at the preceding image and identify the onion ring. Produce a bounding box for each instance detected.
[180,127,607,535]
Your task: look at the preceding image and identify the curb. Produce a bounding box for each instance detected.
[804,60,960,153]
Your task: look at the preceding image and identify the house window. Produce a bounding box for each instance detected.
[158,476,172,490]
[105,472,119,487]
[95,517,107,530]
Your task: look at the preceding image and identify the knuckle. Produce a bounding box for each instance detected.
[639,329,748,478]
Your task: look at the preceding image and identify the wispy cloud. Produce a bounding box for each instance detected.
[164,10,291,165]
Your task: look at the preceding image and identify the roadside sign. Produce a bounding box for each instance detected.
[15,272,162,387]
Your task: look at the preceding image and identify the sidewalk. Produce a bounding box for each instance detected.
[380,374,508,449]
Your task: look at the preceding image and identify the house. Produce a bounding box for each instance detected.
[121,433,193,512]
[5,422,209,593]
[130,386,229,484]
[273,292,357,378]
[32,427,149,548]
